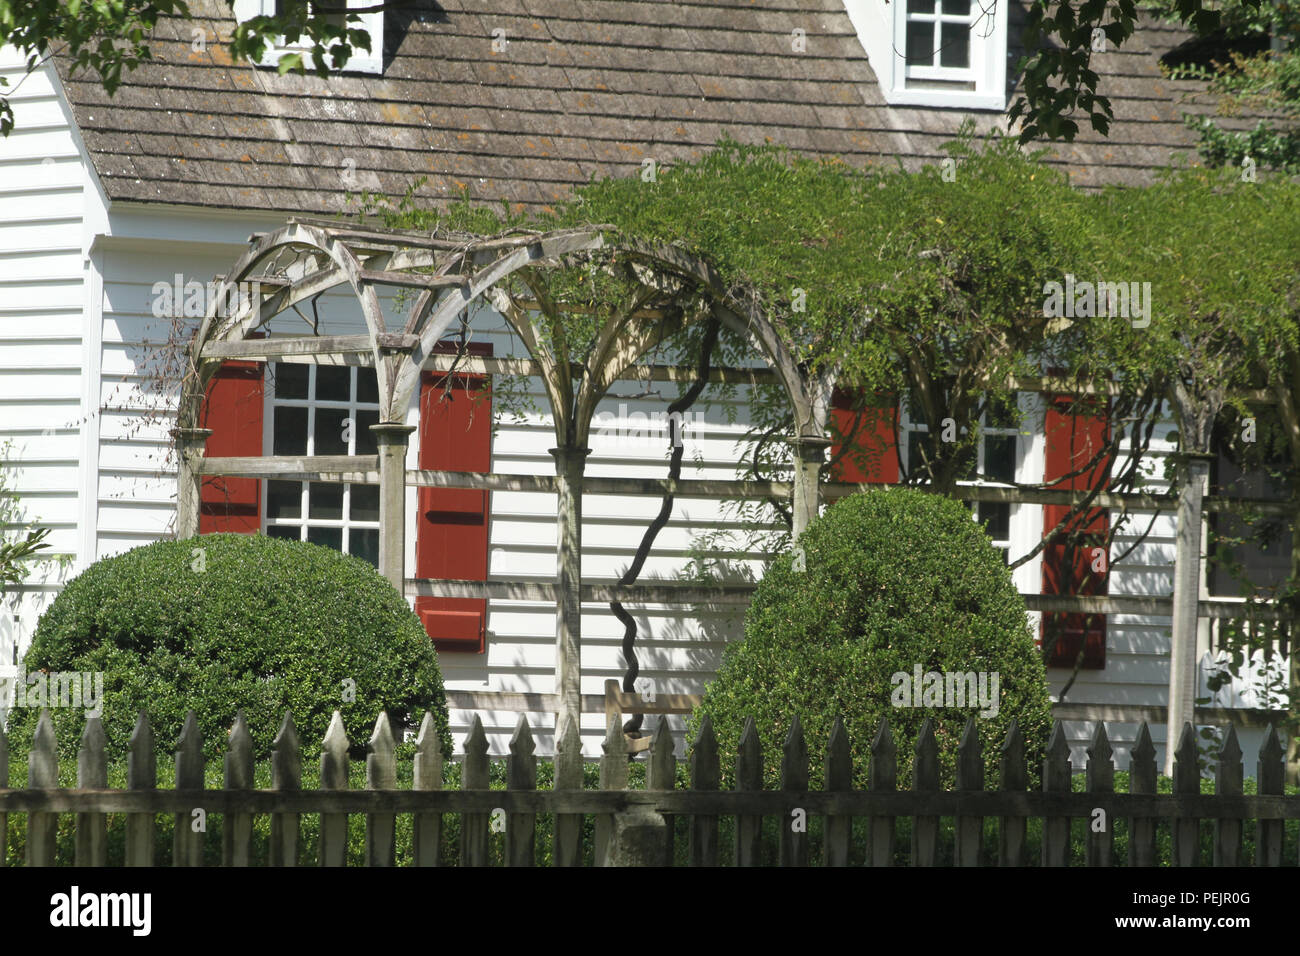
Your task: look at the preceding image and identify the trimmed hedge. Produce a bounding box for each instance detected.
[4,533,451,762]
[689,487,1054,790]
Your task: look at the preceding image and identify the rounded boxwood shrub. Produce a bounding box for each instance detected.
[689,487,1053,790]
[5,533,451,762]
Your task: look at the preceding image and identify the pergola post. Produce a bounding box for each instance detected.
[790,436,831,539]
[175,427,212,540]
[550,445,590,741]
[372,423,417,592]
[1166,452,1212,777]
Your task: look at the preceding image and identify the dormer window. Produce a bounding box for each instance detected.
[843,0,1008,110]
[231,0,383,75]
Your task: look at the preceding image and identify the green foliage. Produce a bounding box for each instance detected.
[689,488,1054,791]
[4,533,451,764]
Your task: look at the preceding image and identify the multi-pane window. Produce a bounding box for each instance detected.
[901,392,1019,562]
[905,0,978,75]
[265,362,382,567]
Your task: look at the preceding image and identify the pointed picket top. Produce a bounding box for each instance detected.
[1088,722,1113,764]
[648,718,676,790]
[225,709,254,789]
[509,714,536,758]
[781,715,809,790]
[413,711,444,791]
[552,713,582,790]
[1046,720,1069,759]
[1043,720,1071,790]
[368,710,394,754]
[1219,724,1243,764]
[127,711,156,790]
[913,717,938,791]
[272,710,302,790]
[463,713,489,758]
[367,711,397,790]
[871,716,896,757]
[1132,721,1156,763]
[1172,722,1199,793]
[601,713,628,759]
[77,716,108,788]
[320,710,350,790]
[999,719,1026,790]
[690,714,720,790]
[737,716,762,790]
[825,715,851,791]
[174,710,204,789]
[28,708,58,788]
[1216,725,1243,794]
[1257,724,1284,794]
[956,716,982,791]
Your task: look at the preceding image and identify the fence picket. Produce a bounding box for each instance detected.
[319,711,350,867]
[172,711,205,867]
[366,712,397,867]
[595,715,628,867]
[271,711,301,867]
[955,716,983,867]
[1171,723,1200,867]
[998,720,1026,866]
[125,712,155,867]
[553,715,583,868]
[27,709,58,866]
[648,719,676,864]
[1213,725,1243,867]
[75,716,108,866]
[779,716,809,867]
[735,716,763,867]
[460,715,490,867]
[223,710,255,867]
[869,718,897,867]
[1128,723,1157,866]
[1041,720,1071,867]
[412,711,443,868]
[1085,723,1113,868]
[507,716,537,867]
[689,714,720,867]
[1256,725,1284,866]
[823,716,851,868]
[911,718,939,867]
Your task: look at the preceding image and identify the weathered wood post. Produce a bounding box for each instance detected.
[549,445,590,741]
[594,714,628,866]
[609,720,672,867]
[789,435,829,538]
[1167,452,1211,777]
[553,715,583,867]
[174,427,212,540]
[27,709,58,866]
[75,716,108,866]
[370,422,416,592]
[125,712,155,867]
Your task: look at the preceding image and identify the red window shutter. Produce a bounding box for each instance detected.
[416,343,493,653]
[829,387,899,484]
[1041,391,1110,668]
[199,360,264,534]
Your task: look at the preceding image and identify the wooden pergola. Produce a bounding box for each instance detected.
[178,219,1293,763]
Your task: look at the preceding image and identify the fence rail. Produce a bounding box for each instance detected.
[1,709,1296,866]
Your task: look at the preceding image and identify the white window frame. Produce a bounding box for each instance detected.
[899,392,1040,589]
[842,0,1008,111]
[263,362,382,566]
[231,0,383,75]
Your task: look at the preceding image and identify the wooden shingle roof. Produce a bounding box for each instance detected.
[55,0,1248,215]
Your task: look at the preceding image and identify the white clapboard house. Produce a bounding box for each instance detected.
[0,0,1289,763]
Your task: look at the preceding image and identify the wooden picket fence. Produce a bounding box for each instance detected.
[1,707,1298,866]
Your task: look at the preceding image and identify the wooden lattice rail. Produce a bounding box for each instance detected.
[1,709,1296,866]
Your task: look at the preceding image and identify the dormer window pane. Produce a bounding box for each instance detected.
[941,23,971,67]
